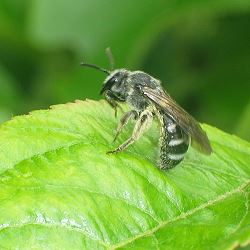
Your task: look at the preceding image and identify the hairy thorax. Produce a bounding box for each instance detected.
[126,88,150,112]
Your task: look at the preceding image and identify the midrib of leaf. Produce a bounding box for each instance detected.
[110,180,250,250]
[229,191,249,237]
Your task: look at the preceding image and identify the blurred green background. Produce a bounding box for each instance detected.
[0,0,249,140]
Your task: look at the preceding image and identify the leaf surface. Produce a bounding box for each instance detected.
[0,100,249,249]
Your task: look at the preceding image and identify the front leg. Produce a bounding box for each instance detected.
[105,91,123,117]
[107,109,153,154]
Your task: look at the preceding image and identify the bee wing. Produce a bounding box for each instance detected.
[141,86,212,155]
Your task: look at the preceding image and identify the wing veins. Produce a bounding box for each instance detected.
[141,86,212,154]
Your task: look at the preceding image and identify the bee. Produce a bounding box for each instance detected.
[81,51,212,170]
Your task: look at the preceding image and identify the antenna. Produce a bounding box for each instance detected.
[80,62,110,75]
[105,47,115,71]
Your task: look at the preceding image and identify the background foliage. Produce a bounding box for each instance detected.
[0,0,249,141]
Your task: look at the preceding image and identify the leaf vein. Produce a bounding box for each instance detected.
[0,222,108,248]
[228,191,249,236]
[110,180,250,249]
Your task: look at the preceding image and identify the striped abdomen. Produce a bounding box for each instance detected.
[159,112,190,169]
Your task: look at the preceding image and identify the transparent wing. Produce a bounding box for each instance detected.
[141,86,212,155]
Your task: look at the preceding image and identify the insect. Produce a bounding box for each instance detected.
[81,50,212,169]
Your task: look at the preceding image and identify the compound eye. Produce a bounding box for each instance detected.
[113,78,118,83]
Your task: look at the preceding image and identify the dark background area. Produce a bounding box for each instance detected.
[0,0,249,141]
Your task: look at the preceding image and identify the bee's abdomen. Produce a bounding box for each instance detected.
[159,113,189,169]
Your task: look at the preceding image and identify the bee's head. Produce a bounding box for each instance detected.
[100,69,129,102]
[81,59,130,103]
[81,48,131,103]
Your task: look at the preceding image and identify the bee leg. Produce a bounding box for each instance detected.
[105,94,118,117]
[107,110,153,154]
[105,92,123,117]
[113,110,137,142]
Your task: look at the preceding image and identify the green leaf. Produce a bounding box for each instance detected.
[0,100,249,249]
